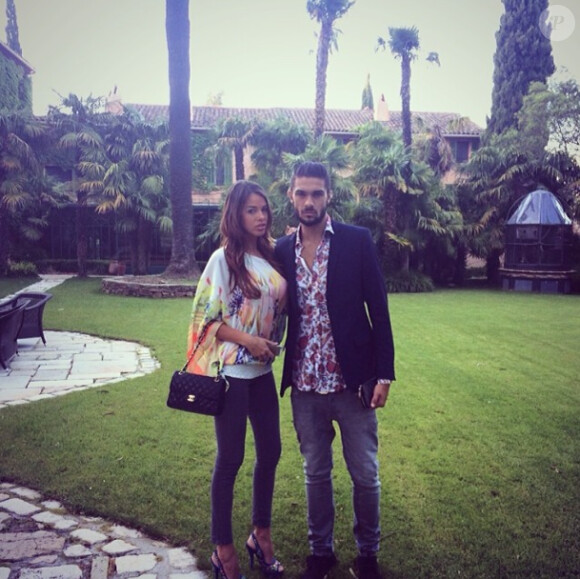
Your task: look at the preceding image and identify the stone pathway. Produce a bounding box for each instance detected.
[0,276,208,578]
[0,275,160,407]
[0,482,206,579]
[0,331,160,408]
[2,274,74,298]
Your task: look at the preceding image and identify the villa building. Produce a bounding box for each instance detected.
[41,93,482,272]
[121,93,481,191]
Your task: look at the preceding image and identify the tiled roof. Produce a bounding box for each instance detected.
[385,111,482,136]
[125,103,169,123]
[127,104,482,137]
[0,40,34,74]
[190,106,376,134]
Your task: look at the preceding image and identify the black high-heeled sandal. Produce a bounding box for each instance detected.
[246,532,284,576]
[210,550,246,579]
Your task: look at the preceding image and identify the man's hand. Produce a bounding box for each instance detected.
[371,382,391,408]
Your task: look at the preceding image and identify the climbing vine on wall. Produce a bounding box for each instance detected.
[191,131,217,191]
[0,55,32,112]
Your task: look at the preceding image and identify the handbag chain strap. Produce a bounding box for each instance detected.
[181,323,221,376]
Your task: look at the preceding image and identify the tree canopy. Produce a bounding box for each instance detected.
[5,0,22,55]
[486,0,555,138]
[361,73,374,110]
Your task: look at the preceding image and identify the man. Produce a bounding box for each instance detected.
[275,162,395,579]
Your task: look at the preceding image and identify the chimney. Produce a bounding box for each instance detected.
[106,85,123,115]
[375,94,390,122]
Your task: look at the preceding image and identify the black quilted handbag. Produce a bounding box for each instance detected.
[167,326,229,416]
[167,369,228,415]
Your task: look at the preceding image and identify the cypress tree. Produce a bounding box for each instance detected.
[361,73,374,110]
[486,0,555,138]
[5,0,23,55]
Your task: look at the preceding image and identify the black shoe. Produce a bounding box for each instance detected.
[300,554,337,579]
[352,555,381,579]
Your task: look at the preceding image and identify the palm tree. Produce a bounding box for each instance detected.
[377,27,420,148]
[413,122,454,177]
[215,117,257,181]
[349,123,412,268]
[349,122,447,273]
[47,94,110,277]
[249,117,310,187]
[97,109,171,275]
[307,0,355,138]
[0,111,46,274]
[164,0,199,278]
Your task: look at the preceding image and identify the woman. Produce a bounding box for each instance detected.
[186,181,287,579]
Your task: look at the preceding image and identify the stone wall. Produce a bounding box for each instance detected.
[101,277,196,298]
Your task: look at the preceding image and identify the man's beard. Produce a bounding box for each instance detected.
[296,208,327,227]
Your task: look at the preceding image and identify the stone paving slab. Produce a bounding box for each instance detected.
[0,498,41,516]
[33,368,71,381]
[0,530,65,561]
[11,488,41,501]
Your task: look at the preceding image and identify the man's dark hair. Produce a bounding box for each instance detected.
[290,161,330,191]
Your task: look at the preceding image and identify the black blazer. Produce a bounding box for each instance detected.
[275,221,395,396]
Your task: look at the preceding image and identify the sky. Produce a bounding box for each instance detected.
[2,0,579,128]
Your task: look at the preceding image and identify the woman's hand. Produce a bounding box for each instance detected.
[246,336,280,362]
[215,323,280,363]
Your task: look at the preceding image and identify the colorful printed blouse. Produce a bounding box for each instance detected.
[186,248,287,376]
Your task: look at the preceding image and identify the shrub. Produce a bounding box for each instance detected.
[386,270,434,293]
[466,266,486,279]
[36,260,110,275]
[570,269,580,294]
[7,261,39,278]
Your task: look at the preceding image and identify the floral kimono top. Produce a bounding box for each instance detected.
[186,248,287,376]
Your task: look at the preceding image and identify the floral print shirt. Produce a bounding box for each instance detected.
[292,217,345,393]
[186,248,287,376]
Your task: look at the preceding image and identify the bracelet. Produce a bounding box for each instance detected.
[377,379,391,385]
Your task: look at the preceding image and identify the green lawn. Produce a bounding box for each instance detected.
[0,277,38,298]
[1,278,579,578]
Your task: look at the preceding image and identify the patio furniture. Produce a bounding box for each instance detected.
[15,292,53,344]
[0,296,18,314]
[0,301,27,369]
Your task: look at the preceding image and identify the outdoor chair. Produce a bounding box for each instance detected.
[0,301,27,369]
[15,292,53,344]
[0,296,18,314]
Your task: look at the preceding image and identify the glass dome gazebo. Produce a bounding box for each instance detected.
[500,189,574,293]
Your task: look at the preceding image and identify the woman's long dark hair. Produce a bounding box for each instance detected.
[220,180,281,299]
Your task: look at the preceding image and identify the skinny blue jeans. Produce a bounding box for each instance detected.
[291,388,381,557]
[211,372,281,545]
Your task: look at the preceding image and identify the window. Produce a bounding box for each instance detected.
[213,150,232,187]
[451,140,470,163]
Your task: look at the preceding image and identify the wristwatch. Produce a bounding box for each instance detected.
[377,379,391,385]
